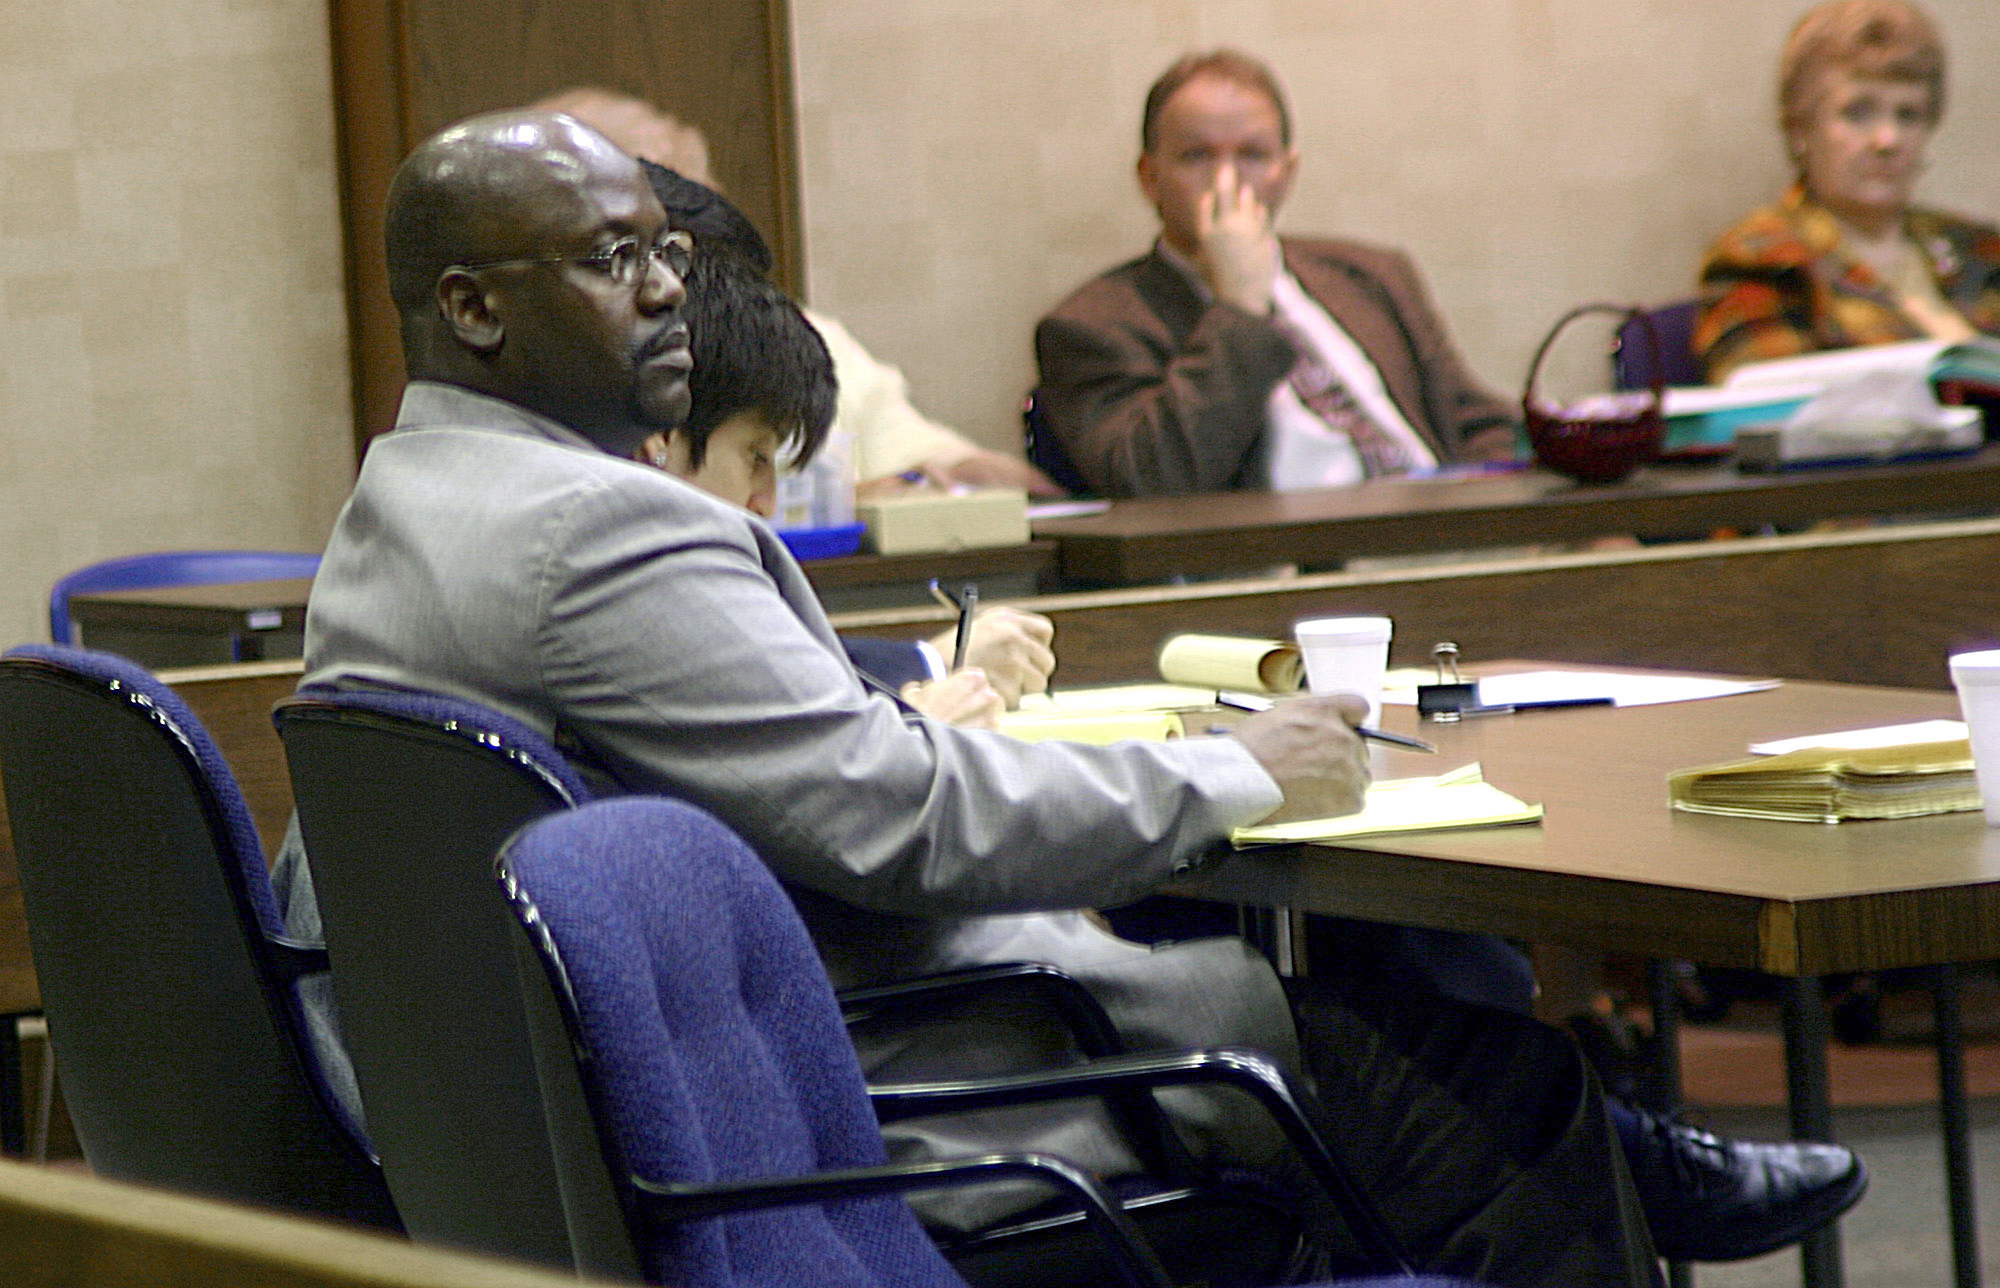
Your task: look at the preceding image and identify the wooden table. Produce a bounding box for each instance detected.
[68,578,315,668]
[1031,448,2000,585]
[798,540,1056,596]
[836,514,2000,694]
[1174,670,1991,1288]
[60,542,1060,670]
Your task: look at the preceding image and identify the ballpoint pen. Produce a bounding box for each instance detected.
[951,583,978,671]
[1215,691,1437,753]
[1458,696,1615,717]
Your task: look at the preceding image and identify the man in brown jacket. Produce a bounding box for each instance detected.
[1035,49,1516,498]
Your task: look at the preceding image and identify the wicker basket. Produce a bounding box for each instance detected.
[1522,303,1665,484]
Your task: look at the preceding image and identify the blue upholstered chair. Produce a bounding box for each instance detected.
[0,645,398,1227]
[48,550,321,646]
[274,685,1169,1275]
[273,685,593,1266]
[1612,299,1705,391]
[497,798,1439,1288]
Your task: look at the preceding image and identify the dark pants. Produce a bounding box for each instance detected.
[1285,974,1658,1287]
[1305,917,1538,1015]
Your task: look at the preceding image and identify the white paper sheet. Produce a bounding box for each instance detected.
[1383,669,1780,708]
[1026,500,1113,521]
[1748,720,1969,756]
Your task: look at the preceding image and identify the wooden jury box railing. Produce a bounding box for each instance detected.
[2,515,1999,1016]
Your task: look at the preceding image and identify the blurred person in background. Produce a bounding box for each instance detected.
[1695,0,2000,381]
[537,87,1063,496]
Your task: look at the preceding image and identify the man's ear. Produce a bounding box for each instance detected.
[1136,151,1160,208]
[436,269,505,353]
[1266,148,1301,211]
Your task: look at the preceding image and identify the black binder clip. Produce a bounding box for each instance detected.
[1417,642,1479,722]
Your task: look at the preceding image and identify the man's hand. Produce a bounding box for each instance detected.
[856,449,1067,500]
[1232,694,1370,823]
[930,449,1067,497]
[1196,161,1280,316]
[901,670,1004,729]
[925,607,1055,707]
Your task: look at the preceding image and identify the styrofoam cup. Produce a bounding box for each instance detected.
[1295,616,1393,726]
[1950,649,2000,826]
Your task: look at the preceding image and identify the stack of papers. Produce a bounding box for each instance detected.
[1668,739,1980,823]
[1232,763,1542,847]
[1659,384,1818,457]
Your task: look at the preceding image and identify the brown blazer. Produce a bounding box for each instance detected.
[1034,237,1514,496]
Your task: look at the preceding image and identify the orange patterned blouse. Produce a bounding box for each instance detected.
[1694,184,2000,382]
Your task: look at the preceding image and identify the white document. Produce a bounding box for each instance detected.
[1749,720,1969,756]
[1723,339,1950,391]
[1384,669,1780,708]
[1026,499,1113,521]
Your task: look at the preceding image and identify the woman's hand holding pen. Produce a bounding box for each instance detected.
[900,670,1004,729]
[924,605,1055,708]
[1232,694,1371,824]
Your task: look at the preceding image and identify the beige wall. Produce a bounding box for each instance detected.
[789,0,2000,448]
[0,0,354,648]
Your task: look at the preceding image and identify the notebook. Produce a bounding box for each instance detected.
[1232,763,1542,847]
[1667,739,1980,823]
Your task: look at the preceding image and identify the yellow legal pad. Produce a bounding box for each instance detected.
[1231,763,1542,848]
[996,709,1186,746]
[1013,684,1217,715]
[1156,634,1304,694]
[1667,739,1981,823]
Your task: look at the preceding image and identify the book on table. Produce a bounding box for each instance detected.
[1668,738,1981,823]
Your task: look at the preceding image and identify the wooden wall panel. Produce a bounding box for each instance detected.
[327,0,802,455]
[830,519,2000,693]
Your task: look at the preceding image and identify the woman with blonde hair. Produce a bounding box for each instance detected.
[1694,0,2000,380]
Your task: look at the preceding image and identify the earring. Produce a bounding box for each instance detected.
[650,449,670,468]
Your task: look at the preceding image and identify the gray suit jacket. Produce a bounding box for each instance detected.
[1035,237,1516,497]
[303,383,1300,1221]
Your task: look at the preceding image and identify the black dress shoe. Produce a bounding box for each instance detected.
[1622,1108,1868,1262]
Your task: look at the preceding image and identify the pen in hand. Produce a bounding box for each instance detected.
[1352,725,1437,754]
[1215,690,1437,753]
[951,583,979,672]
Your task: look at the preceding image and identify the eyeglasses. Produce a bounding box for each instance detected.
[459,229,695,289]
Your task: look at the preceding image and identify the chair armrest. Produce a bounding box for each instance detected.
[869,1047,1414,1276]
[838,961,1124,1058]
[632,1151,1173,1288]
[844,962,1191,1180]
